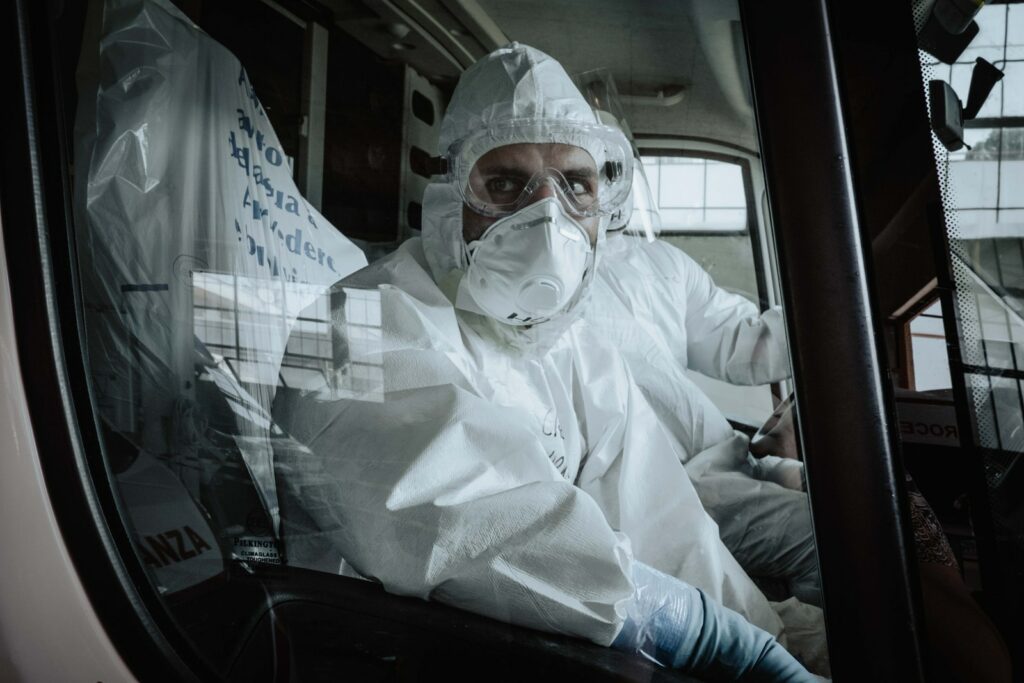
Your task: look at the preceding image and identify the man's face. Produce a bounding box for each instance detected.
[461,143,602,245]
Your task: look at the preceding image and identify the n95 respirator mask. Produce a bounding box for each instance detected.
[456,197,593,326]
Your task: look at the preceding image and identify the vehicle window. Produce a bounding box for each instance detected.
[644,156,748,232]
[71,0,368,672]
[924,1,1024,465]
[640,152,774,426]
[643,154,758,297]
[918,0,1024,664]
[192,0,305,167]
[906,300,954,392]
[58,0,827,678]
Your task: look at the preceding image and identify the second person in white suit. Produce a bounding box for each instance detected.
[274,42,826,679]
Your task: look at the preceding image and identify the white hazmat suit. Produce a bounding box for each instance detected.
[589,232,821,607]
[274,43,827,676]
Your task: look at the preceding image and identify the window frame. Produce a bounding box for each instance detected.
[741,0,928,677]
[635,139,778,314]
[635,140,789,416]
[638,148,756,238]
[2,1,209,679]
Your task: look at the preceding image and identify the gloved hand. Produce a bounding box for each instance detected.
[613,561,815,682]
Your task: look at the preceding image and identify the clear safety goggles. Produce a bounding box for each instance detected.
[442,119,634,219]
[609,156,662,242]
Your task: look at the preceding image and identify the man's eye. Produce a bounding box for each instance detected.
[568,178,594,196]
[485,177,524,196]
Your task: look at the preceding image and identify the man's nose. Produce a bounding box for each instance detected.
[529,178,558,202]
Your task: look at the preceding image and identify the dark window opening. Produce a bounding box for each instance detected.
[412,90,435,125]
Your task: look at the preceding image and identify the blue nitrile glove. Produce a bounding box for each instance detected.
[613,561,815,682]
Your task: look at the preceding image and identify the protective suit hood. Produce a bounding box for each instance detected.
[422,43,620,351]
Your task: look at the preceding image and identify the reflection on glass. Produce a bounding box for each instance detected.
[1009,5,1024,60]
[331,287,384,402]
[64,0,837,673]
[949,154,999,206]
[928,4,1023,120]
[919,5,1024,668]
[942,251,1024,494]
[944,128,1024,238]
[975,6,1007,49]
[192,273,385,403]
[1002,63,1022,116]
[951,62,1002,118]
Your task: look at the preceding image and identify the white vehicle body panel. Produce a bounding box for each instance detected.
[0,219,134,682]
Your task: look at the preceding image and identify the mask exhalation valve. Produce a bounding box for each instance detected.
[517,277,563,316]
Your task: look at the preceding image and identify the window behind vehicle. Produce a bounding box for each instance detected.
[640,151,774,426]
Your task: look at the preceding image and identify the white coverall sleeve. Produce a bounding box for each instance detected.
[571,329,788,641]
[670,247,790,385]
[273,378,636,647]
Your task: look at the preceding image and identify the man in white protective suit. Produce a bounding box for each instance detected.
[588,165,821,609]
[273,43,827,679]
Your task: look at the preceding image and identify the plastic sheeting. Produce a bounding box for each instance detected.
[73,0,366,593]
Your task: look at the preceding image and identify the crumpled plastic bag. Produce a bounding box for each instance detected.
[73,0,367,591]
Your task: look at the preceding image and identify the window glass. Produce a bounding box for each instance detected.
[908,301,953,392]
[637,154,772,425]
[72,0,367,671]
[945,128,1024,229]
[918,0,1024,665]
[643,155,748,232]
[63,0,826,678]
[193,0,305,163]
[1004,62,1024,116]
[1009,5,1024,60]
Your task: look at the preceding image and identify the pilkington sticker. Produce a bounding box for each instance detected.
[232,536,285,566]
